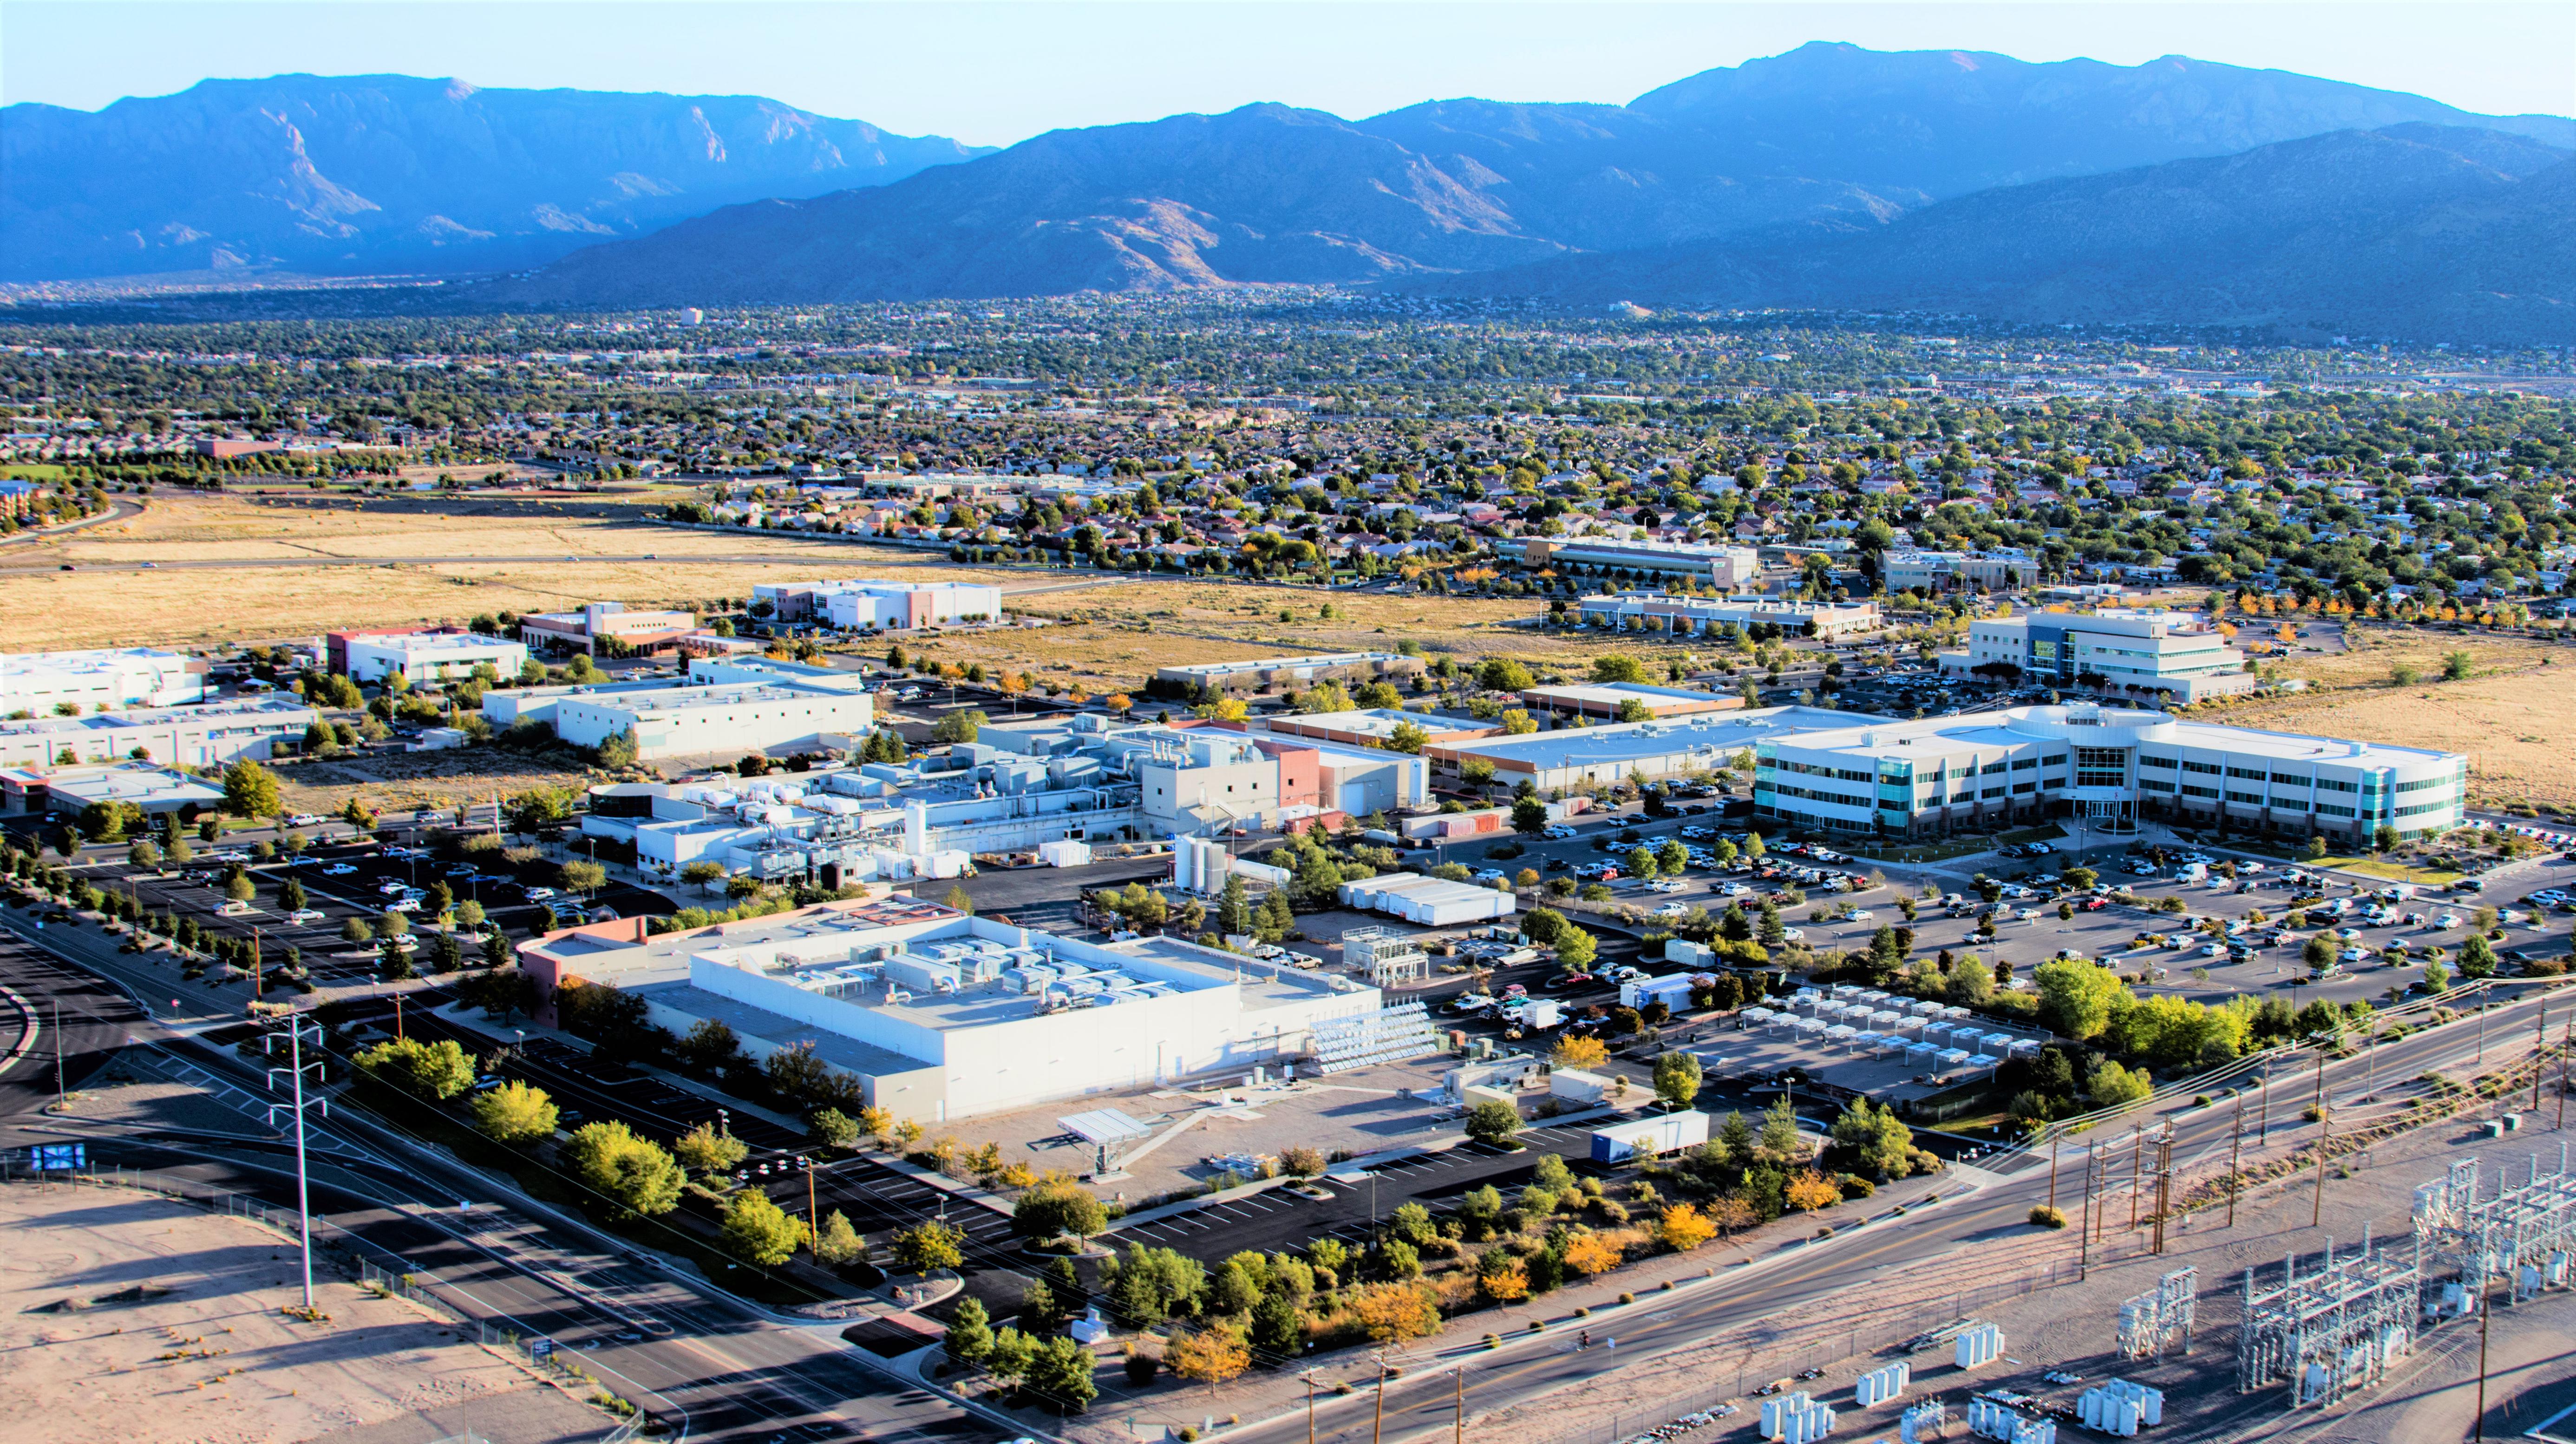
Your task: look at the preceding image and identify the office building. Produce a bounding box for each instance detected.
[1882,549,2039,593]
[1,648,206,715]
[1751,703,2465,843]
[1518,681,1745,722]
[1939,610,2256,703]
[1428,706,1873,794]
[517,601,703,656]
[1505,538,1764,587]
[754,578,1006,630]
[342,632,530,686]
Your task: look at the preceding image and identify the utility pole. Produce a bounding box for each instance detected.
[394,992,404,1041]
[2152,1123,2174,1256]
[2046,1131,2060,1214]
[262,1014,328,1311]
[2079,1143,2095,1281]
[2477,981,2488,1065]
[52,998,64,1110]
[2559,1017,2571,1132]
[2472,1262,2495,1443]
[2256,1058,2270,1142]
[1371,1356,1390,1444]
[799,1155,819,1252]
[2227,1095,2245,1228]
[1306,1372,1317,1444]
[2310,1050,2332,1231]
[1455,1363,1465,1444]
[2537,999,2549,1113]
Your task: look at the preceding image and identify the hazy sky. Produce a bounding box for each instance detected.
[5,1,2569,148]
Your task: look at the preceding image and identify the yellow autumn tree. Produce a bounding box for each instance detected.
[1785,1170,1843,1212]
[1658,1203,1715,1252]
[1348,1281,1440,1343]
[1561,1234,1621,1275]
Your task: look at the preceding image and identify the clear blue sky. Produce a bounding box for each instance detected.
[4,1,2568,148]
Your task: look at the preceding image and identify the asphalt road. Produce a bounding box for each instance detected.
[0,908,1001,1444]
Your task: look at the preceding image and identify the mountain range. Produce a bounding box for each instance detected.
[6,45,2571,341]
[0,74,984,279]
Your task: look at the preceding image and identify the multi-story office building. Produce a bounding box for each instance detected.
[342,632,531,685]
[1941,610,2256,703]
[0,696,317,769]
[1882,549,2039,593]
[1504,538,1764,587]
[1153,651,1425,699]
[753,578,1006,630]
[1752,703,2464,843]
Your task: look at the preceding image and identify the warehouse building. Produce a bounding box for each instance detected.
[343,632,530,686]
[517,896,1387,1123]
[0,762,225,820]
[0,696,318,769]
[1752,703,2465,843]
[0,647,206,715]
[518,601,704,657]
[1257,708,1498,751]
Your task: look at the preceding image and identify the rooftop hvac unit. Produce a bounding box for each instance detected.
[1308,1003,1438,1073]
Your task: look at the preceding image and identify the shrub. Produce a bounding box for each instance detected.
[2029,1205,2068,1229]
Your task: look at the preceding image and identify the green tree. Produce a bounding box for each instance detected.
[930,708,989,744]
[1014,1176,1110,1240]
[1554,926,1598,973]
[221,758,282,819]
[1025,1335,1098,1414]
[559,860,607,894]
[680,860,727,895]
[2083,1059,2150,1109]
[945,1297,995,1366]
[1464,1098,1523,1146]
[720,1188,805,1266]
[1104,1242,1207,1327]
[891,1219,967,1273]
[1477,657,1534,692]
[1512,796,1550,834]
[1759,1096,1805,1161]
[562,1121,686,1218]
[2034,959,2129,1040]
[1590,654,1648,684]
[1827,1098,1914,1177]
[674,1120,750,1177]
[470,1080,559,1143]
[814,1209,866,1266]
[2459,932,2498,979]
[353,1036,477,1100]
[1385,720,1431,755]
[1652,1051,1704,1110]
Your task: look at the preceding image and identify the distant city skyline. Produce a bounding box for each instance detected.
[3,1,2568,149]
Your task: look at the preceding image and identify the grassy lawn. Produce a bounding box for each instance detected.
[0,464,70,480]
[2325,856,2466,885]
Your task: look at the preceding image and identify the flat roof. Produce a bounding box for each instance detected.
[1521,682,1740,708]
[1263,709,1496,739]
[1159,652,1413,678]
[0,696,315,737]
[1435,706,1878,770]
[1762,705,2461,769]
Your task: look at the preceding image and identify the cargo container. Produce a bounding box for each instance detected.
[1589,1109,1711,1164]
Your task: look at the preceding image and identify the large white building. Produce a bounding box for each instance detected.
[1,648,206,715]
[517,897,1388,1123]
[1427,706,1874,794]
[1752,703,2465,843]
[1576,592,1883,641]
[482,657,874,762]
[754,578,1006,630]
[343,632,530,686]
[1940,610,2256,703]
[0,696,317,769]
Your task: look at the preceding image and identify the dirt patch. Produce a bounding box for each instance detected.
[0,1183,611,1444]
[267,749,601,818]
[2214,647,2576,810]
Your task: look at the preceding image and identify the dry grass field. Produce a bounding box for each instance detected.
[0,494,1025,649]
[2224,628,2576,810]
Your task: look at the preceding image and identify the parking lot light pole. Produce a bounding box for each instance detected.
[263,1015,328,1311]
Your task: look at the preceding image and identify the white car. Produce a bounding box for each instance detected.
[378,881,409,895]
[385,897,421,912]
[1650,902,1689,918]
[1720,882,1752,897]
[287,908,326,924]
[321,863,357,876]
[1846,909,1875,922]
[1543,825,1577,840]
[1471,869,1507,882]
[2202,944,2227,958]
[1647,879,1687,894]
[2433,914,2462,930]
[1780,928,1806,943]
[523,886,557,901]
[2334,927,2364,941]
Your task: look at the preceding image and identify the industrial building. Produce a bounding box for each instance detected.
[1575,592,1883,641]
[1153,651,1425,699]
[754,577,1006,630]
[1517,681,1745,722]
[517,897,1389,1123]
[342,632,530,686]
[1502,538,1764,587]
[1938,610,2257,703]
[0,696,319,769]
[0,647,206,715]
[1752,703,2465,843]
[1426,706,1873,794]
